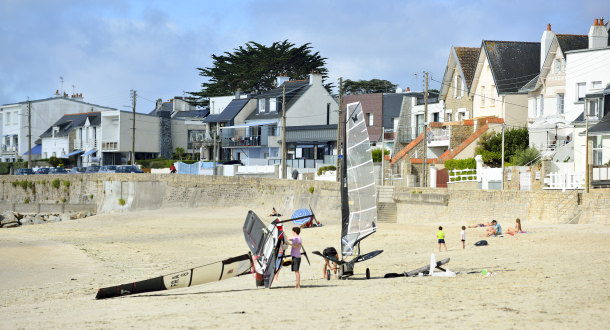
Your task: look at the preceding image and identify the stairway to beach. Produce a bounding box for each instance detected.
[377,186,397,223]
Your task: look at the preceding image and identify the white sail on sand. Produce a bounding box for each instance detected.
[341,102,377,256]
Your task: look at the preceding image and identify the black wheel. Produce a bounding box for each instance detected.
[366,268,371,279]
[326,269,331,281]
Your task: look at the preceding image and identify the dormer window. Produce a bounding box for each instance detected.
[52,127,59,138]
[258,99,266,113]
[269,98,276,112]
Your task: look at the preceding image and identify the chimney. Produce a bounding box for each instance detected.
[541,23,555,69]
[235,88,242,99]
[589,18,609,49]
[309,72,322,86]
[406,87,410,92]
[276,74,290,87]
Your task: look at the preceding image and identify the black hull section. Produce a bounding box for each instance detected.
[96,276,166,299]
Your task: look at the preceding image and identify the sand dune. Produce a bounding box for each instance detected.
[0,206,608,329]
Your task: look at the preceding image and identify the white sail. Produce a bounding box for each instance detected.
[341,102,377,256]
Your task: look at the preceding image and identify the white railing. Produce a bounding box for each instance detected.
[430,128,450,142]
[544,171,585,191]
[448,169,477,182]
[101,141,118,150]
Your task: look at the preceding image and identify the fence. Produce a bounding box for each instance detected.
[544,172,585,191]
[448,169,477,182]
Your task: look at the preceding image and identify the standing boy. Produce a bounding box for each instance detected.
[437,226,447,252]
[287,227,302,288]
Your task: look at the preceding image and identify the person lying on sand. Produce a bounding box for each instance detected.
[505,218,524,235]
[484,220,502,236]
[468,222,492,228]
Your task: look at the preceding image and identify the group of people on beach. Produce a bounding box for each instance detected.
[437,218,524,251]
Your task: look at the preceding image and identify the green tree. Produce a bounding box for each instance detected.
[188,40,330,105]
[475,127,529,166]
[48,156,61,167]
[371,148,390,162]
[174,147,185,161]
[343,79,398,95]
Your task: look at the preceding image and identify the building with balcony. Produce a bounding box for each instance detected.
[39,112,101,166]
[0,92,114,162]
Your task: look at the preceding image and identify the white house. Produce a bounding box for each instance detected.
[0,93,114,162]
[569,18,610,174]
[520,24,589,151]
[39,112,102,167]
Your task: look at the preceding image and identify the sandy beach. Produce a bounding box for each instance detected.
[1,206,608,329]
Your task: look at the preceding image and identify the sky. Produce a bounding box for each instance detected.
[1,0,609,112]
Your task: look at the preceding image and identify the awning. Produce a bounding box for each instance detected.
[22,144,42,155]
[221,120,277,129]
[82,149,97,156]
[61,150,84,158]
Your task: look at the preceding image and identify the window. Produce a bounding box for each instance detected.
[258,99,266,113]
[5,112,10,126]
[593,137,603,165]
[433,112,439,122]
[554,59,561,73]
[557,94,564,114]
[577,82,586,102]
[588,99,599,117]
[533,96,538,117]
[269,98,276,112]
[368,113,374,126]
[490,85,495,107]
[446,113,452,122]
[12,111,17,124]
[481,86,485,107]
[591,81,602,90]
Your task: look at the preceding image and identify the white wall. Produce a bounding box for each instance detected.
[565,48,610,121]
[285,75,338,127]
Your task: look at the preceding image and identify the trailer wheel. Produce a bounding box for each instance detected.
[366,268,371,279]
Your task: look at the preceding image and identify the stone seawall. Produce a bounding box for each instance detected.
[1,175,608,225]
[394,187,609,225]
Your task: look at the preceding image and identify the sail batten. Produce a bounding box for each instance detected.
[341,102,378,256]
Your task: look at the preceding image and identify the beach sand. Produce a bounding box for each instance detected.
[0,206,608,329]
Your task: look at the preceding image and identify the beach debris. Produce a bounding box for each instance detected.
[429,254,456,277]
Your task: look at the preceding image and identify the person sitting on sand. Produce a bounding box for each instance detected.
[269,207,281,217]
[485,220,502,236]
[505,218,524,235]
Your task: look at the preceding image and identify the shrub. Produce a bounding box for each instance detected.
[371,148,390,162]
[11,181,18,188]
[510,147,541,166]
[317,165,337,176]
[118,198,126,206]
[27,181,34,189]
[444,158,476,171]
[62,180,70,187]
[48,156,62,167]
[19,181,28,190]
[52,179,60,189]
[309,186,315,194]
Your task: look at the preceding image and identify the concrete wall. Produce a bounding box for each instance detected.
[1,174,607,225]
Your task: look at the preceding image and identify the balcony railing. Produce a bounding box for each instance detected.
[1,145,17,153]
[101,141,119,151]
[74,139,98,150]
[222,136,262,147]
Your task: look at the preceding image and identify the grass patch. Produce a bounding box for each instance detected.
[309,186,315,194]
[52,178,60,189]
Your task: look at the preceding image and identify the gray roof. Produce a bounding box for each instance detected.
[246,81,310,121]
[203,99,249,124]
[482,40,540,94]
[39,112,101,138]
[173,109,209,119]
[1,96,116,111]
[589,111,610,135]
[556,34,589,53]
[382,94,404,129]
